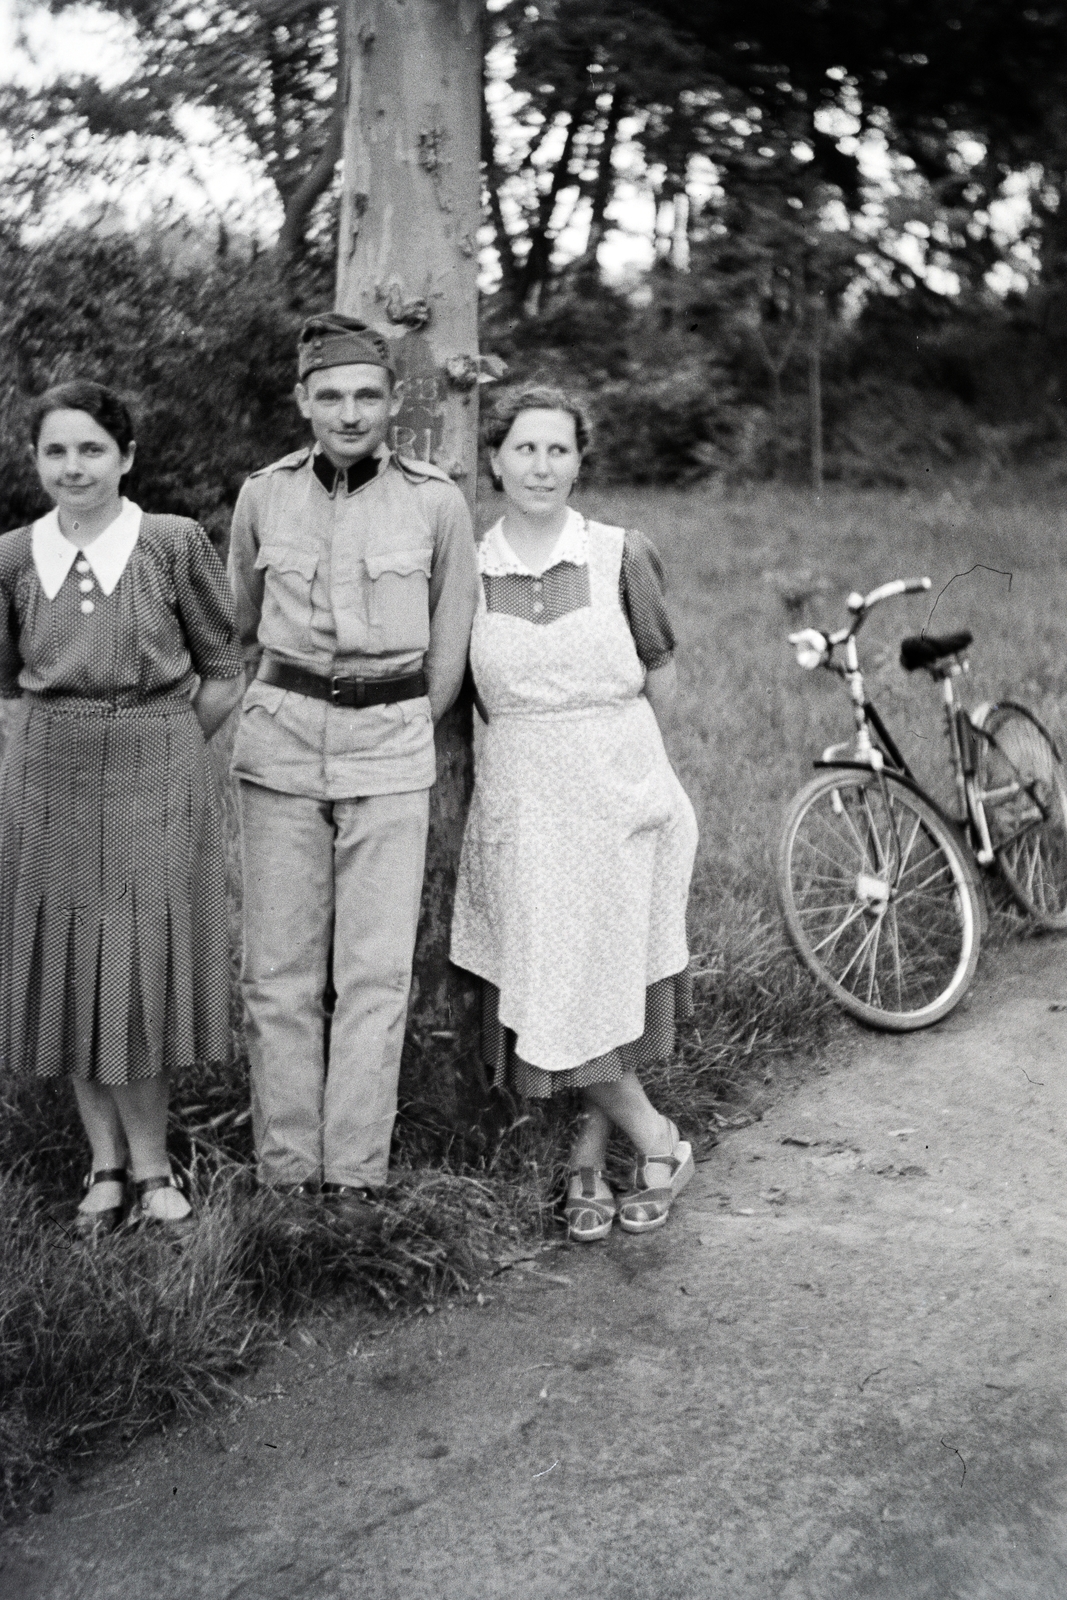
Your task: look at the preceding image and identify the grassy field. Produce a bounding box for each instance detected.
[4,470,1067,1515]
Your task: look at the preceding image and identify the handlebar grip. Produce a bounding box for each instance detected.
[855,576,932,612]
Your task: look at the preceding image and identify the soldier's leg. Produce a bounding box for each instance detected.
[238,781,335,1187]
[323,788,429,1189]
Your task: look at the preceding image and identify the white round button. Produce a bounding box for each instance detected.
[79,578,94,593]
[80,599,95,614]
[75,560,91,574]
[532,600,544,616]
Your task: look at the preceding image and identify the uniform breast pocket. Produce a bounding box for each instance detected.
[365,547,433,653]
[255,543,318,636]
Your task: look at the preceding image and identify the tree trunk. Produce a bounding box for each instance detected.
[518,88,590,313]
[575,86,626,282]
[808,292,825,494]
[482,82,519,297]
[336,0,486,1137]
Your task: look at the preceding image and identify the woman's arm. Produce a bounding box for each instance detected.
[193,675,243,740]
[643,658,677,729]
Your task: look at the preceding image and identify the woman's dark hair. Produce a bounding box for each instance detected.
[29,380,136,455]
[483,385,593,457]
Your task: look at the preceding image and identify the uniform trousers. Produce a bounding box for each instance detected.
[238,781,429,1189]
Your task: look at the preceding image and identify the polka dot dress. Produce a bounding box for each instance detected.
[0,514,242,1083]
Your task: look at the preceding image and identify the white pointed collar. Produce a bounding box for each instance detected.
[480,507,588,576]
[32,500,143,600]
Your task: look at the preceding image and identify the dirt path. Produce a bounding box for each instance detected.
[5,937,1067,1600]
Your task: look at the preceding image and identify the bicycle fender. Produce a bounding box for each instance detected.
[811,759,989,933]
[968,700,1064,763]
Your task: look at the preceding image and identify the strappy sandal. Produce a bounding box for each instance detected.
[132,1171,195,1241]
[618,1121,694,1235]
[74,1168,128,1241]
[564,1168,616,1243]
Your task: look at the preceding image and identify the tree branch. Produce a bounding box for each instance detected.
[275,5,344,260]
[518,83,593,306]
[575,85,626,279]
[483,86,519,293]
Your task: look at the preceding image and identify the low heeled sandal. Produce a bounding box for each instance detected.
[564,1168,616,1243]
[74,1168,128,1240]
[618,1126,694,1235]
[133,1173,195,1238]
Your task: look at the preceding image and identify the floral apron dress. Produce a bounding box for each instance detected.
[451,518,698,1077]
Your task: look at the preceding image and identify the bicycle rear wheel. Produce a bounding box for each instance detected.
[778,769,981,1030]
[975,702,1067,929]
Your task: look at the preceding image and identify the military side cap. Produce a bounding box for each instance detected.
[297,313,396,379]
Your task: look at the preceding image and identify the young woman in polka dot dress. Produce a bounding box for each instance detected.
[0,381,243,1239]
[451,388,699,1241]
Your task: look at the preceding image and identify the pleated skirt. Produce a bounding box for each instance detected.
[0,694,230,1083]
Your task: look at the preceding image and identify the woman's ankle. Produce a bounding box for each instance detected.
[636,1113,675,1160]
[77,1178,125,1214]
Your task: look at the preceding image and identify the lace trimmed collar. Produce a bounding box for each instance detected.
[480,507,588,577]
[32,499,143,600]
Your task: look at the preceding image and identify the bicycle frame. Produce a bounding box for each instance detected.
[789,577,1051,870]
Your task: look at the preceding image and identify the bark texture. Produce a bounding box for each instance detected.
[336,0,485,1133]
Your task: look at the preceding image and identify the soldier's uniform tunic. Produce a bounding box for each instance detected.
[229,442,478,1189]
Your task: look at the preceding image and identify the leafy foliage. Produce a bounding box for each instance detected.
[5,0,1067,299]
[1,0,341,260]
[485,0,1067,308]
[0,227,317,538]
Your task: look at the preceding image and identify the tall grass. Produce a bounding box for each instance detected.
[5,471,1067,1516]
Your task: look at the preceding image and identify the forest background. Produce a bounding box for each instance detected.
[3,0,1067,531]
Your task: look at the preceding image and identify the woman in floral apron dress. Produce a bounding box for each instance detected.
[451,388,699,1241]
[0,381,243,1239]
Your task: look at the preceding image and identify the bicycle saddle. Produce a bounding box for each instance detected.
[899,631,973,671]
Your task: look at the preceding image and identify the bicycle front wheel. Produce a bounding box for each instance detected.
[778,769,981,1030]
[975,702,1067,929]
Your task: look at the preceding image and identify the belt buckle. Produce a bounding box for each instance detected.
[330,676,363,708]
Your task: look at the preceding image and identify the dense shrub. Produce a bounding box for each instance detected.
[4,222,1067,521]
[0,227,316,541]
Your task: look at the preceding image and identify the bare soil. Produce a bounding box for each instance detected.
[4,934,1067,1600]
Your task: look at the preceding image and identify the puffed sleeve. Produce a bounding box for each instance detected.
[620,530,676,670]
[174,522,243,680]
[0,547,23,698]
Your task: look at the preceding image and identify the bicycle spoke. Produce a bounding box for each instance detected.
[781,769,978,1028]
[832,913,883,989]
[862,915,884,1006]
[979,707,1067,926]
[808,901,869,957]
[890,804,924,879]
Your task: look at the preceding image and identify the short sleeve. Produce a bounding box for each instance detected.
[0,534,27,698]
[620,530,675,670]
[174,522,243,680]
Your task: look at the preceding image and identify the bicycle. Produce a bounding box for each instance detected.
[777,577,1067,1030]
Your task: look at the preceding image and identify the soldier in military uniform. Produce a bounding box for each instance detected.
[228,313,479,1208]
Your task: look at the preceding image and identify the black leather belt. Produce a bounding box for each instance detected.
[260,658,427,708]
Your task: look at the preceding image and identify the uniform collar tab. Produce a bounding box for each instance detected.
[312,444,389,496]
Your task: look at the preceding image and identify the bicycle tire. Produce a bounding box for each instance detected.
[778,769,982,1030]
[974,702,1067,930]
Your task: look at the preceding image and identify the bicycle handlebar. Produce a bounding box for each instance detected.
[788,576,932,669]
[847,577,931,614]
